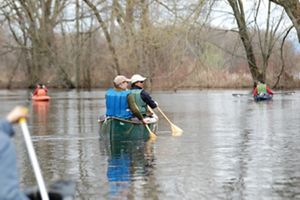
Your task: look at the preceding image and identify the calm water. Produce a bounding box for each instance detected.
[0,89,300,200]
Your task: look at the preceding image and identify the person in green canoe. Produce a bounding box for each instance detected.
[105,75,146,123]
[130,74,158,123]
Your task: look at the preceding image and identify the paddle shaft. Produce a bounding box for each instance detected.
[157,106,173,125]
[233,91,295,96]
[273,91,295,94]
[19,118,49,200]
[232,93,251,96]
[156,106,183,136]
[145,124,151,133]
[145,124,156,138]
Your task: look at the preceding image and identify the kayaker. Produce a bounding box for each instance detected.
[105,75,146,123]
[0,106,29,199]
[253,80,274,97]
[33,83,48,96]
[130,74,158,120]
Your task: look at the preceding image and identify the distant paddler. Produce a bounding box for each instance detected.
[252,80,273,101]
[32,83,51,101]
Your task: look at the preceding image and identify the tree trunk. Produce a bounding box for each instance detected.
[75,0,81,88]
[228,0,263,82]
[83,0,121,75]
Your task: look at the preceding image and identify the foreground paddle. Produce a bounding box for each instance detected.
[157,106,183,136]
[145,124,157,140]
[19,115,49,200]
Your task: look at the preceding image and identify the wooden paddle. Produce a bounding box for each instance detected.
[232,93,251,97]
[19,113,49,200]
[145,123,157,140]
[156,106,183,136]
[273,91,295,95]
[232,91,295,97]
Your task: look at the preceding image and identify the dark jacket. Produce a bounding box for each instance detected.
[131,86,157,109]
[0,119,29,200]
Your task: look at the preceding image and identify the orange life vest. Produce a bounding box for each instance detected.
[37,89,47,96]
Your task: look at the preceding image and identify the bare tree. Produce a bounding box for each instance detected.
[226,0,289,85]
[255,1,286,82]
[0,0,299,89]
[83,0,121,75]
[75,0,81,88]
[227,0,262,81]
[273,26,294,88]
[270,0,300,43]
[0,0,74,87]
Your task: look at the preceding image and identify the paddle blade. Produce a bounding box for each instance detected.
[149,132,157,140]
[145,124,157,140]
[171,123,183,136]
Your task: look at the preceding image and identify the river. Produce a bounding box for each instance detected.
[0,89,299,200]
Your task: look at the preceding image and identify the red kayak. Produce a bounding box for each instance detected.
[32,95,51,101]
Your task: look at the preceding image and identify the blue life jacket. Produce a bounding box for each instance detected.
[105,88,133,119]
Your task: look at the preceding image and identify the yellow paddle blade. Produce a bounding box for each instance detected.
[145,124,157,140]
[171,123,183,136]
[149,132,157,141]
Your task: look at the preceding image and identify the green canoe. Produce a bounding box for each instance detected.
[99,117,158,141]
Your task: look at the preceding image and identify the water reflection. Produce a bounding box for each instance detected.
[1,89,300,199]
[32,101,50,135]
[101,139,157,199]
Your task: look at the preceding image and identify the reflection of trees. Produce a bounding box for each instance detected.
[218,99,299,199]
[19,100,52,186]
[101,140,159,199]
[22,93,101,187]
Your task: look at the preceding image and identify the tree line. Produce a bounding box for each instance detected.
[0,0,299,89]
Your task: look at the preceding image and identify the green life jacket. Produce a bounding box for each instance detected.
[131,89,147,115]
[257,83,267,94]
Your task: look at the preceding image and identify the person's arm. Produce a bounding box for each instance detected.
[0,106,28,139]
[33,88,38,96]
[253,87,258,96]
[42,85,48,93]
[0,106,29,200]
[6,106,28,124]
[140,90,157,109]
[266,86,273,95]
[127,94,145,122]
[0,119,15,137]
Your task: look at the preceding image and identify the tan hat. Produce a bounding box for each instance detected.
[113,75,131,85]
[131,74,147,84]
